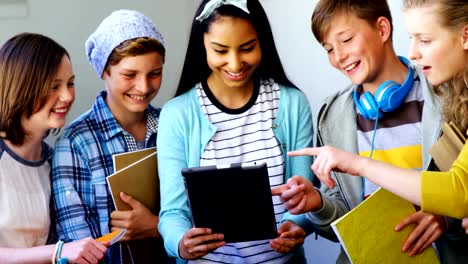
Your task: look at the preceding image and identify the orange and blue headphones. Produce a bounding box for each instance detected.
[353,56,414,120]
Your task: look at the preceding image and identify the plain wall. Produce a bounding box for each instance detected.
[0,1,410,263]
[0,0,198,129]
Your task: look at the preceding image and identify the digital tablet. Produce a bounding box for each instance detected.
[181,162,277,243]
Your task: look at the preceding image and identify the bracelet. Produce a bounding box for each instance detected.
[51,241,60,264]
[57,257,69,264]
[55,240,65,264]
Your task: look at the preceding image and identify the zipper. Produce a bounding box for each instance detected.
[316,107,352,211]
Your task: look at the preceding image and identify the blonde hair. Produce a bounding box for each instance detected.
[404,0,468,131]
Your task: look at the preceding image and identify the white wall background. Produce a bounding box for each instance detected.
[0,0,411,263]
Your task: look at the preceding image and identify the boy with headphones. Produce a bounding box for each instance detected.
[290,0,468,263]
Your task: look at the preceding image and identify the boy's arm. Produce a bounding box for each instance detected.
[52,136,101,241]
[305,183,351,241]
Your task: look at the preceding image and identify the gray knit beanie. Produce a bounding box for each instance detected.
[85,9,165,78]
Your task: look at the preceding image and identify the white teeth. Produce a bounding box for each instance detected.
[345,62,358,71]
[53,108,67,113]
[129,95,146,100]
[227,71,244,77]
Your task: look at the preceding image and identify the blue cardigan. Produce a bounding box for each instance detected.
[157,83,314,258]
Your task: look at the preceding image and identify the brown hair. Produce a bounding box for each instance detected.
[0,33,69,145]
[104,37,165,76]
[311,0,393,44]
[404,0,468,131]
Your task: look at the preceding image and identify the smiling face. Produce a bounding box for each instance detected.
[404,5,467,86]
[322,12,391,89]
[102,51,163,121]
[23,55,75,135]
[203,16,262,92]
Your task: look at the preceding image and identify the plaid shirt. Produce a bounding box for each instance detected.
[52,91,160,263]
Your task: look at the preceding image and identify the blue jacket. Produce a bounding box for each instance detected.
[157,83,314,259]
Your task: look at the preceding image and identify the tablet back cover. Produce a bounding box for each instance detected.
[182,163,277,243]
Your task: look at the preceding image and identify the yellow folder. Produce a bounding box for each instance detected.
[331,188,440,264]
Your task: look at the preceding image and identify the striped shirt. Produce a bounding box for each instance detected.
[356,72,424,197]
[194,79,291,264]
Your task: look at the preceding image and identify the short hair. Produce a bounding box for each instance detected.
[0,33,69,145]
[104,37,165,76]
[311,0,393,44]
[176,0,295,96]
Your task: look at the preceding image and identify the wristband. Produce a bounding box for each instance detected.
[55,240,65,264]
[51,241,60,264]
[57,258,69,264]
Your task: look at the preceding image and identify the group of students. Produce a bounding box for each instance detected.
[0,0,466,264]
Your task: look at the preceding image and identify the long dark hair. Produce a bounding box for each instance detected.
[176,0,296,96]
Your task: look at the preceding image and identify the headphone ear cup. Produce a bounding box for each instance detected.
[374,80,400,112]
[353,89,382,120]
[354,89,370,119]
[375,56,415,112]
[361,92,381,120]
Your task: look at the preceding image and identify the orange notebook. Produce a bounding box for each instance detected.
[96,229,127,245]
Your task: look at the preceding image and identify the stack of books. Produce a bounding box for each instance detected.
[107,147,163,263]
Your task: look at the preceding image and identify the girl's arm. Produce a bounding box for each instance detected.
[0,238,107,264]
[289,146,423,205]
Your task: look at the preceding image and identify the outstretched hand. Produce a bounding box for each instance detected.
[288,146,363,189]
